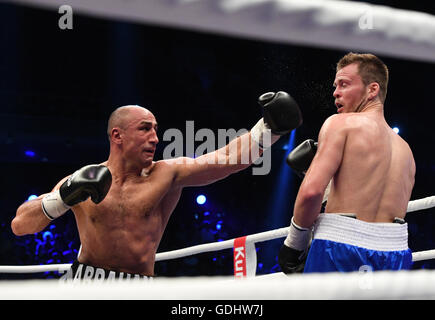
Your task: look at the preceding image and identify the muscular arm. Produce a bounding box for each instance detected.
[11,177,69,236]
[170,131,263,187]
[293,115,347,228]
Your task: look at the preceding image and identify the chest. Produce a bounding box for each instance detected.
[84,177,172,221]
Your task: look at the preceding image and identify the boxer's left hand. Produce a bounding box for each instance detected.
[286,139,318,177]
[259,91,303,135]
[286,139,331,203]
[251,91,302,148]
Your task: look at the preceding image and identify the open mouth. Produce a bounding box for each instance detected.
[335,102,344,113]
[143,149,155,155]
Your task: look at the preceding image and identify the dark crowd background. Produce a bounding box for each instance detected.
[0,1,434,279]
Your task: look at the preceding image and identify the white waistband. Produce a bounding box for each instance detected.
[313,214,409,251]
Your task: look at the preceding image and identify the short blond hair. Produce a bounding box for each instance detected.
[337,53,389,103]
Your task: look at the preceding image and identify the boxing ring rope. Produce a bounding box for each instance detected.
[406,195,435,213]
[1,270,435,299]
[1,195,434,275]
[9,0,435,63]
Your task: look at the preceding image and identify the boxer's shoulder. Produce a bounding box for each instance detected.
[318,114,349,140]
[321,114,380,139]
[321,114,347,131]
[324,112,370,126]
[143,160,180,183]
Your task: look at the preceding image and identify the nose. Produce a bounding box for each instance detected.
[333,87,341,99]
[149,129,159,145]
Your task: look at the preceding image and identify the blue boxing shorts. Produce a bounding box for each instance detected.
[303,213,413,273]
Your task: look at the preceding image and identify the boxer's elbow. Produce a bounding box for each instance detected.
[11,206,39,236]
[298,184,324,204]
[11,215,27,236]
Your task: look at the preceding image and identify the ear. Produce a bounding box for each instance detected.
[111,128,123,144]
[367,82,380,100]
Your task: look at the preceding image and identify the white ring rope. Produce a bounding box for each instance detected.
[1,270,435,299]
[9,0,435,63]
[407,196,435,213]
[156,226,289,262]
[1,195,434,274]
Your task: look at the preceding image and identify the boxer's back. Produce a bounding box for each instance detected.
[325,113,415,222]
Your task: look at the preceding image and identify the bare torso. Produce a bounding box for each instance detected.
[11,110,254,276]
[73,161,181,276]
[325,112,415,222]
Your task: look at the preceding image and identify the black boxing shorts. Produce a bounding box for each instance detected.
[60,260,153,281]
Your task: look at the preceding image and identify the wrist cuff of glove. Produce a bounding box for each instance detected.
[41,190,71,220]
[250,118,280,149]
[284,217,312,251]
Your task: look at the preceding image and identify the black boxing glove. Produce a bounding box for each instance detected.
[278,217,312,274]
[60,165,112,206]
[251,91,303,149]
[278,244,308,274]
[259,91,302,135]
[41,165,112,220]
[286,139,332,204]
[286,139,318,178]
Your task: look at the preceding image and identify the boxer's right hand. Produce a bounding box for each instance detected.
[278,217,312,274]
[278,244,307,274]
[60,165,112,206]
[41,165,112,220]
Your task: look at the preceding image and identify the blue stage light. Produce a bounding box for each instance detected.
[392,127,400,134]
[196,194,206,205]
[27,194,38,201]
[25,150,36,157]
[42,231,53,242]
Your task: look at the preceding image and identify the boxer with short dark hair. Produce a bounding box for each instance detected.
[12,92,302,278]
[279,53,416,273]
